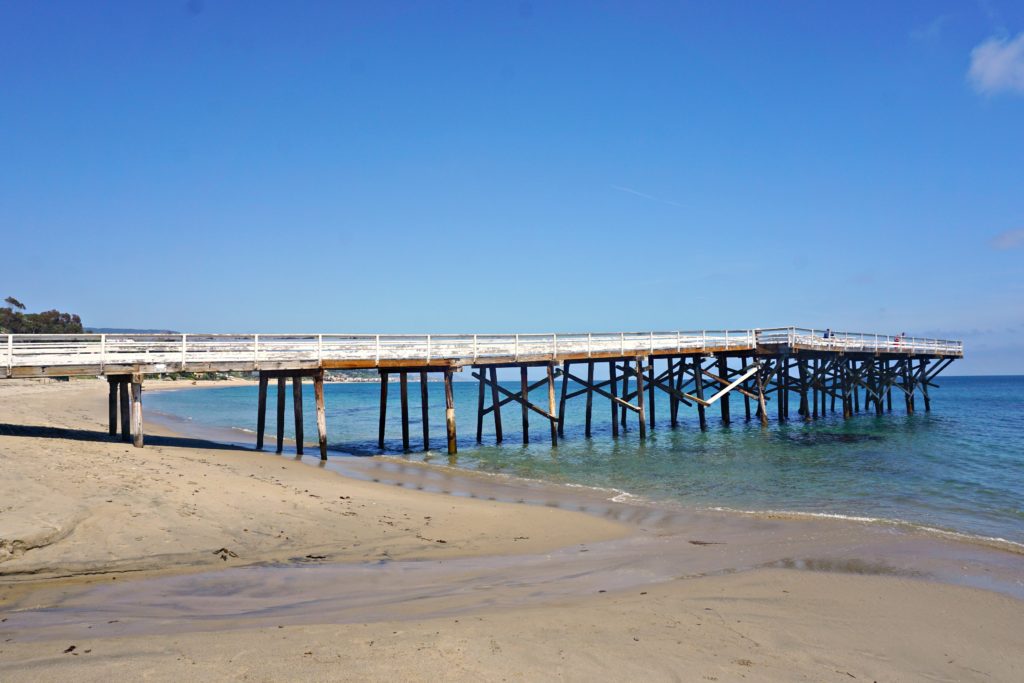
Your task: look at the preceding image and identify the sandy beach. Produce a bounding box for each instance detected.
[2,379,1023,681]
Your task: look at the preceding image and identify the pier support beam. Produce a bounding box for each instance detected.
[378,371,389,449]
[547,363,558,446]
[420,371,429,449]
[292,375,304,456]
[107,378,118,435]
[256,373,268,450]
[314,370,327,460]
[694,356,707,430]
[400,371,410,451]
[585,361,595,436]
[717,356,730,425]
[444,368,457,455]
[130,374,144,448]
[276,377,286,453]
[119,378,131,443]
[520,366,529,444]
[609,361,619,437]
[635,357,646,439]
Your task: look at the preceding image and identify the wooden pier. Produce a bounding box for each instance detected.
[1,328,963,456]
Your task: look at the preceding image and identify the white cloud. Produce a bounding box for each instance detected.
[991,228,1024,250]
[968,32,1024,95]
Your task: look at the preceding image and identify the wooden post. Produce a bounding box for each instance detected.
[378,371,388,449]
[489,367,503,443]
[647,357,655,429]
[609,361,619,437]
[119,379,131,443]
[420,370,430,449]
[821,360,828,417]
[694,356,707,430]
[107,378,118,435]
[903,360,914,414]
[585,361,594,437]
[314,369,327,460]
[444,368,457,455]
[798,358,809,419]
[276,377,286,453]
[853,361,861,413]
[756,360,769,427]
[886,361,893,412]
[400,371,410,451]
[256,372,268,450]
[776,357,786,423]
[920,359,931,412]
[717,356,730,424]
[812,359,819,419]
[557,361,570,437]
[635,357,647,439]
[476,368,485,443]
[667,358,678,427]
[520,366,530,444]
[292,375,304,456]
[130,374,143,448]
[842,360,853,419]
[742,356,752,421]
[547,363,558,446]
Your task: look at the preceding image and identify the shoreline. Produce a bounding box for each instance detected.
[149,381,1024,558]
[2,379,1023,680]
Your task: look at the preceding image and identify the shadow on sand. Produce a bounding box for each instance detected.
[0,422,247,452]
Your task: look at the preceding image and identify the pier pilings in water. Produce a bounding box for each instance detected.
[256,369,328,460]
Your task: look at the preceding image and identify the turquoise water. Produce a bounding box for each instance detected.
[148,375,1024,545]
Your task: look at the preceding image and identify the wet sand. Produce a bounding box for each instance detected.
[2,379,1023,681]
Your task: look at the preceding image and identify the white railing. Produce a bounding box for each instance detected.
[755,327,964,355]
[0,327,961,375]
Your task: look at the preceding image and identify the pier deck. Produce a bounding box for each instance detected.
[1,327,963,458]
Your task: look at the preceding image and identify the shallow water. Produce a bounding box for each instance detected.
[148,374,1024,545]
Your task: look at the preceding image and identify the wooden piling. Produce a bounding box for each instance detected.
[292,375,304,456]
[256,373,268,450]
[635,357,647,439]
[314,369,327,460]
[378,371,388,449]
[130,375,143,448]
[520,366,530,444]
[476,369,485,443]
[547,363,558,445]
[742,356,752,421]
[489,367,503,442]
[557,361,570,437]
[920,359,931,412]
[585,361,594,437]
[667,358,678,427]
[811,358,819,419]
[647,358,656,429]
[399,372,410,451]
[444,368,457,455]
[694,356,707,430]
[776,357,786,423]
[756,360,769,428]
[119,379,130,443]
[798,358,809,419]
[420,371,430,449]
[609,361,619,437]
[108,378,118,435]
[276,377,286,453]
[717,356,730,424]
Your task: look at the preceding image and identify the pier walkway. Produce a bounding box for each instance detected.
[1,327,963,457]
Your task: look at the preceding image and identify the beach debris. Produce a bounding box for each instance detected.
[213,547,238,561]
[688,540,724,546]
[63,645,76,654]
[305,554,327,560]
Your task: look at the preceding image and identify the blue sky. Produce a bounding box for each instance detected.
[1,1,1021,374]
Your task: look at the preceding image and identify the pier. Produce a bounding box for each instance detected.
[2,327,963,457]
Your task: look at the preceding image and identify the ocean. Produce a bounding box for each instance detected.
[147,374,1024,547]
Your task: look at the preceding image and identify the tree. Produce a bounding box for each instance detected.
[0,298,84,334]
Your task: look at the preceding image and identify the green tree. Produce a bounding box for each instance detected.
[0,298,84,334]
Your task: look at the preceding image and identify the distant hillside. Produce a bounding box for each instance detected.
[86,328,180,334]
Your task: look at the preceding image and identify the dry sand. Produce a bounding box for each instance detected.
[1,379,1023,681]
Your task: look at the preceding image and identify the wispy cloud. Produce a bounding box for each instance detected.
[610,185,681,208]
[990,228,1024,250]
[910,15,949,43]
[968,32,1024,95]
